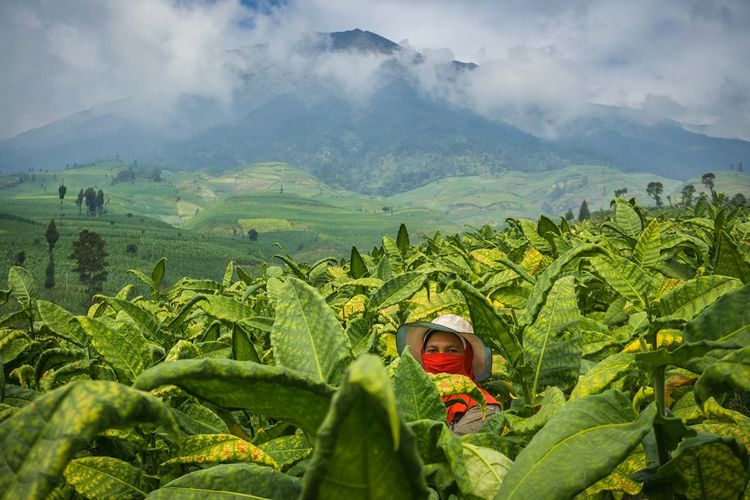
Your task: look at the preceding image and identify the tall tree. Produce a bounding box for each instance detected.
[95,189,104,216]
[578,200,590,221]
[58,182,67,209]
[84,187,96,216]
[680,184,696,207]
[646,181,664,207]
[76,189,84,216]
[701,172,716,202]
[69,229,108,297]
[45,219,59,253]
[565,208,574,221]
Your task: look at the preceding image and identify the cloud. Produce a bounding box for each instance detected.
[1,0,749,140]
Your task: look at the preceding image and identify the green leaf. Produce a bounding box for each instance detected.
[656,275,742,321]
[524,275,581,395]
[0,381,174,499]
[654,433,749,500]
[694,346,750,406]
[451,279,523,367]
[714,230,750,282]
[504,387,566,435]
[258,434,312,470]
[151,257,167,291]
[684,281,750,345]
[438,425,513,499]
[76,316,151,385]
[525,243,606,325]
[633,219,660,269]
[349,246,368,279]
[271,277,351,384]
[221,260,234,288]
[382,236,404,273]
[146,463,301,499]
[134,359,335,436]
[519,220,552,253]
[496,390,657,500]
[162,434,278,468]
[570,352,636,401]
[300,355,429,499]
[64,456,147,500]
[368,272,426,311]
[590,254,652,309]
[0,329,35,365]
[198,295,254,323]
[614,198,642,238]
[231,324,260,363]
[97,296,161,343]
[393,349,447,422]
[8,266,35,311]
[171,400,230,435]
[37,300,87,346]
[397,223,410,256]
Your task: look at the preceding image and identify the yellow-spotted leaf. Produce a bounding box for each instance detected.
[37,300,87,347]
[0,381,175,499]
[583,447,646,497]
[571,352,636,401]
[258,433,312,470]
[656,275,742,321]
[368,272,426,311]
[590,254,653,309]
[430,373,487,418]
[163,434,277,468]
[64,456,147,500]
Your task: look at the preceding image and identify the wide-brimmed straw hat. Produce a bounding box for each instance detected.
[396,313,492,382]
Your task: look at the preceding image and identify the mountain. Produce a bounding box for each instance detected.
[1,29,748,193]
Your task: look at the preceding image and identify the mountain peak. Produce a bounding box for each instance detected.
[328,29,401,54]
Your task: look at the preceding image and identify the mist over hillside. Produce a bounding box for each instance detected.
[1,29,748,194]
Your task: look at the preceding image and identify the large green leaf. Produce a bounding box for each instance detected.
[64,456,147,500]
[504,387,566,435]
[656,275,742,321]
[519,220,552,253]
[438,425,513,499]
[258,433,312,470]
[97,296,162,343]
[633,219,661,269]
[570,352,636,401]
[0,381,174,499]
[198,295,254,323]
[396,223,410,256]
[614,199,642,238]
[495,390,656,500]
[134,359,335,436]
[270,277,351,384]
[694,346,750,406]
[146,463,301,499]
[76,316,151,385]
[368,272,426,311]
[525,244,606,325]
[654,433,749,500]
[349,246,368,279]
[714,230,750,282]
[451,279,523,367]
[8,266,35,311]
[683,281,750,345]
[523,276,581,396]
[300,355,429,499]
[393,349,446,423]
[36,300,87,347]
[590,254,652,309]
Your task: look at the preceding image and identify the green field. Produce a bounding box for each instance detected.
[2,160,746,310]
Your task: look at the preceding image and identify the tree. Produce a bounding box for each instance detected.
[96,189,105,216]
[681,184,696,207]
[578,200,590,221]
[45,219,59,253]
[69,229,108,296]
[84,187,97,215]
[44,259,55,289]
[565,208,574,221]
[646,181,664,207]
[76,189,84,215]
[730,193,747,207]
[58,182,67,209]
[614,187,628,198]
[248,229,259,241]
[701,172,716,202]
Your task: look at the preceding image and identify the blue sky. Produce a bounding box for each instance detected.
[1,0,748,140]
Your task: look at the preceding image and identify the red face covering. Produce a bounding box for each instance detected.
[421,335,498,425]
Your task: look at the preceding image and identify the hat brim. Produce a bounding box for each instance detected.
[396,321,492,382]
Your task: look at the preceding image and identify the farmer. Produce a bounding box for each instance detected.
[397,314,501,435]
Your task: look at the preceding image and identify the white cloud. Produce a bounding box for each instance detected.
[1,0,748,140]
